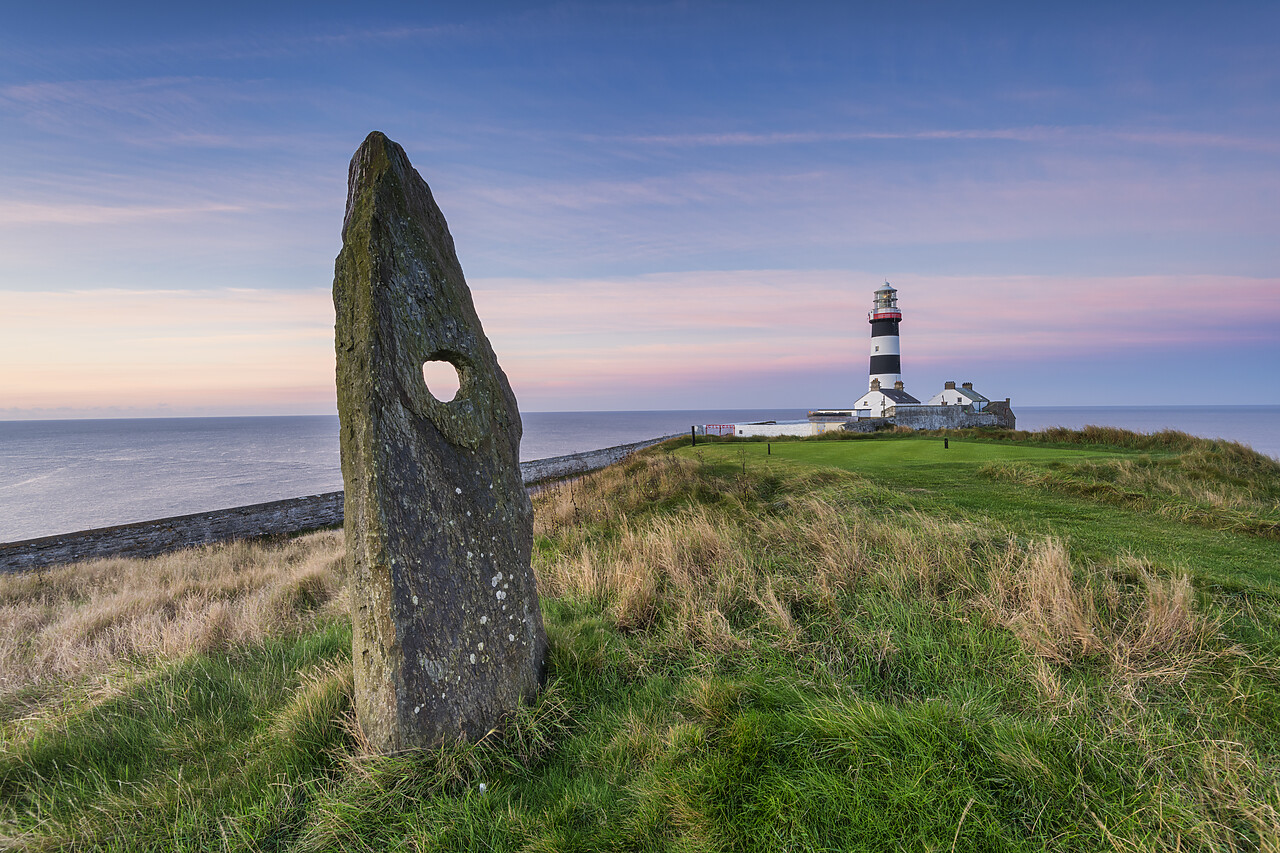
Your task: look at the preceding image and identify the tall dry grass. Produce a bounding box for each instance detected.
[981,542,1225,683]
[0,530,346,702]
[982,449,1280,539]
[533,451,754,538]
[539,507,759,652]
[534,455,1228,689]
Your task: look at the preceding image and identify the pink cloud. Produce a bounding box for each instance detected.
[3,272,1274,415]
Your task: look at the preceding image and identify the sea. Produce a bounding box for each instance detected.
[1,406,1277,544]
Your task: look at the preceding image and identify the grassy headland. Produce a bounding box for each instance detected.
[1,430,1278,851]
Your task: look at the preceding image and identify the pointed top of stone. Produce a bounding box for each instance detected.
[343,131,444,239]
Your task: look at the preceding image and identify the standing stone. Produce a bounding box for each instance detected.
[333,131,546,752]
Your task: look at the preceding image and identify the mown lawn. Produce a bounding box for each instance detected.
[2,430,1278,851]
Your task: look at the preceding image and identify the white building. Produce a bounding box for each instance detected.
[699,419,850,438]
[926,381,989,411]
[853,379,921,417]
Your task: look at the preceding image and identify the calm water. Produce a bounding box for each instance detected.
[1,406,1276,543]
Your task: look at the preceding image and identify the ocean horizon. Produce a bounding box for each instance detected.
[2,405,1277,544]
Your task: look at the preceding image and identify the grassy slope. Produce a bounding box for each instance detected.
[1,431,1278,851]
[705,437,1280,590]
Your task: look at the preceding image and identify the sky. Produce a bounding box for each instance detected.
[2,1,1277,417]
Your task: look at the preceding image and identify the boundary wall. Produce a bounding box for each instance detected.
[889,405,1002,431]
[0,435,677,572]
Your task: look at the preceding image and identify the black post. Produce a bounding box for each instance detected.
[768,443,771,455]
[944,438,949,449]
[691,426,697,447]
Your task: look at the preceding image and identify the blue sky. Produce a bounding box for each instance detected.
[2,1,1277,416]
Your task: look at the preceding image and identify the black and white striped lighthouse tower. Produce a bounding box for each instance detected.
[867,281,903,389]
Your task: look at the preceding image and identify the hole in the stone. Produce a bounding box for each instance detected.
[423,359,461,402]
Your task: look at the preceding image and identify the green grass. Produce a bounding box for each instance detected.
[1,625,353,851]
[685,435,1280,590]
[3,430,1279,851]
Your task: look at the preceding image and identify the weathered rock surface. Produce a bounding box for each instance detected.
[334,131,546,752]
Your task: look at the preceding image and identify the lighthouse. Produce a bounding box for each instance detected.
[852,281,920,416]
[867,281,902,389]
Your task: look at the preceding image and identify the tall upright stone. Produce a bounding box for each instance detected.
[333,131,546,752]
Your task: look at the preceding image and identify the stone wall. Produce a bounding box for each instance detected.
[839,418,893,433]
[0,493,345,573]
[0,436,677,573]
[517,435,677,484]
[890,405,1001,431]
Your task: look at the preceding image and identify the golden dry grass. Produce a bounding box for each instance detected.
[534,454,1228,691]
[533,452,742,537]
[981,449,1280,539]
[981,541,1226,683]
[0,530,346,702]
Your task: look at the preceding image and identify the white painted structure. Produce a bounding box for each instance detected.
[926,381,989,411]
[731,421,818,438]
[853,379,921,417]
[810,408,872,419]
[699,419,851,438]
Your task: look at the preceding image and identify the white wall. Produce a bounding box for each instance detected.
[853,390,895,415]
[733,421,818,437]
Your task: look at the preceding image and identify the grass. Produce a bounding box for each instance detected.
[1,429,1278,851]
[699,434,1280,591]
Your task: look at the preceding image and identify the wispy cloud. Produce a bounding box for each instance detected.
[585,126,1280,154]
[0,22,467,69]
[0,200,247,226]
[2,76,238,132]
[443,153,1280,279]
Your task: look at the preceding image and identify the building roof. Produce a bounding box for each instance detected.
[882,389,920,404]
[929,384,991,406]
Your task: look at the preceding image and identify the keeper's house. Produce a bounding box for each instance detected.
[893,380,1015,430]
[853,379,921,418]
[926,381,988,410]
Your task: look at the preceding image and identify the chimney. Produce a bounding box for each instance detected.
[870,379,881,390]
[945,380,955,390]
[962,382,973,390]
[894,380,904,391]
